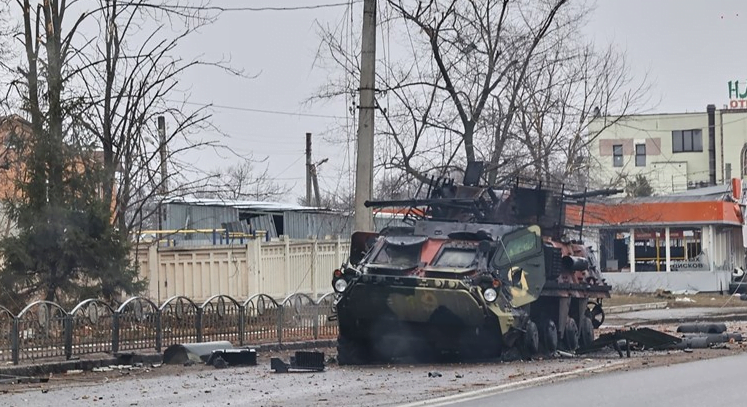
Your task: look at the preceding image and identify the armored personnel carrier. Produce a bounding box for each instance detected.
[331,164,614,364]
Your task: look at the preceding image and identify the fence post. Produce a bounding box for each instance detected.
[277,305,283,345]
[284,236,291,296]
[238,305,246,347]
[313,303,320,340]
[336,236,343,266]
[64,314,73,360]
[311,239,318,299]
[196,307,203,343]
[155,309,162,353]
[11,317,19,365]
[112,311,120,354]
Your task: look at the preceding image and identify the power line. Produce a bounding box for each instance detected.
[164,1,363,12]
[166,99,346,119]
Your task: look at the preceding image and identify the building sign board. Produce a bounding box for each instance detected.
[728,80,747,108]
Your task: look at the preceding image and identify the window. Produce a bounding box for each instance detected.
[635,143,646,167]
[612,144,623,167]
[433,248,477,268]
[372,242,422,268]
[672,129,703,153]
[494,232,537,266]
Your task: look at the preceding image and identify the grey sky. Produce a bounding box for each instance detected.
[133,0,747,201]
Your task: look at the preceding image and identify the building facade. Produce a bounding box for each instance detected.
[589,106,747,194]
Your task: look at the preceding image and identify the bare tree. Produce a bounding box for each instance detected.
[314,0,647,188]
[71,0,245,240]
[501,40,648,187]
[199,161,292,202]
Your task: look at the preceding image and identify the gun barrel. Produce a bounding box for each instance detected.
[564,188,623,199]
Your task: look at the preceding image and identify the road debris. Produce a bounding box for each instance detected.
[676,323,727,334]
[163,341,235,365]
[578,327,681,357]
[271,351,325,373]
[427,371,442,378]
[206,348,257,368]
[0,374,50,384]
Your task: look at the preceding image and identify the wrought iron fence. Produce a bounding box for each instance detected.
[0,293,338,365]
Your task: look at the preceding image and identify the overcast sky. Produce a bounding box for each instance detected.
[177,0,747,202]
[87,0,747,202]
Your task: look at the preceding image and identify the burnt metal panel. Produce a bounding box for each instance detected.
[164,203,240,242]
[283,211,351,239]
[247,214,278,238]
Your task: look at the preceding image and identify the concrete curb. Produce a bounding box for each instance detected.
[0,353,162,378]
[621,312,747,326]
[606,302,668,314]
[0,339,336,378]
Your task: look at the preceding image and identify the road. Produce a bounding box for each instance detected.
[3,318,747,407]
[431,352,747,407]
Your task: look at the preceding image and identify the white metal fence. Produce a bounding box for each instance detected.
[133,237,350,304]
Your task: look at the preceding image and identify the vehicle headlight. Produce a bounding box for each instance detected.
[334,278,349,293]
[483,287,497,303]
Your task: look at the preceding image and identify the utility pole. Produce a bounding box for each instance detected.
[157,116,167,232]
[353,0,376,232]
[306,132,312,206]
[311,158,329,207]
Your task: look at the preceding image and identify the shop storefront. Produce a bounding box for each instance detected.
[567,191,745,292]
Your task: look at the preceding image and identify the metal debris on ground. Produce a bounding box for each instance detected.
[427,371,442,378]
[210,356,228,369]
[578,327,681,357]
[676,323,727,334]
[206,348,257,368]
[0,374,50,385]
[163,341,235,365]
[270,351,325,373]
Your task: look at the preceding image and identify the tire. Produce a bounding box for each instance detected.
[563,318,579,351]
[541,319,558,354]
[579,316,595,348]
[523,320,540,355]
[337,335,369,365]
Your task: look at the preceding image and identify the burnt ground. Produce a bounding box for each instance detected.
[3,320,747,407]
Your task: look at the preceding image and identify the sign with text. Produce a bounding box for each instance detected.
[728,80,747,108]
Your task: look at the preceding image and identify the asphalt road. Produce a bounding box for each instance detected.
[439,352,747,407]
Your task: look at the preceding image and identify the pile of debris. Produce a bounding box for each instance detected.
[580,323,743,357]
[162,341,325,373]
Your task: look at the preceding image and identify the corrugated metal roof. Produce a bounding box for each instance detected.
[164,197,327,212]
[669,183,732,197]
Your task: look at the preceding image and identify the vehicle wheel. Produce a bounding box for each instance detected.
[337,335,369,365]
[563,318,579,351]
[523,320,540,355]
[579,316,595,348]
[541,319,558,354]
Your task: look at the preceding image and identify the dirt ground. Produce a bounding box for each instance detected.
[3,320,747,406]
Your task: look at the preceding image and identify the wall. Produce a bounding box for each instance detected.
[590,109,747,193]
[590,112,711,193]
[720,109,747,180]
[602,270,732,293]
[134,237,349,304]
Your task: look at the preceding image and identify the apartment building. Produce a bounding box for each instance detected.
[589,105,747,194]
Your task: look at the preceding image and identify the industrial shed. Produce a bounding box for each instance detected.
[162,197,408,244]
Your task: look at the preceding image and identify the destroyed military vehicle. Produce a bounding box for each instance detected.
[330,164,613,364]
